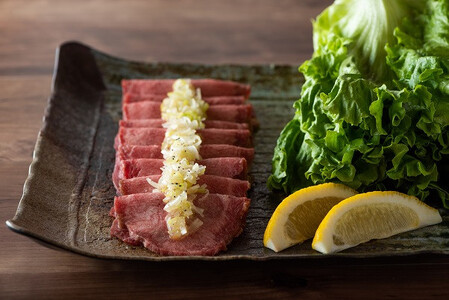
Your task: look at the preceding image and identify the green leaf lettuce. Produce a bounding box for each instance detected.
[268,0,449,208]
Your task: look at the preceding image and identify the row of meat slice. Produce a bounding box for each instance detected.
[111,79,255,256]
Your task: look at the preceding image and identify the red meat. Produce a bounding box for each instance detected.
[123,93,246,105]
[111,192,250,256]
[119,174,250,197]
[116,127,252,148]
[122,79,251,99]
[123,101,252,123]
[119,119,249,130]
[112,157,248,188]
[117,144,254,164]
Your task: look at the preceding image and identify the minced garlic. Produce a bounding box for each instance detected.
[147,79,209,239]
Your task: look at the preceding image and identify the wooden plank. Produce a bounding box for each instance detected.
[0,0,323,74]
[1,258,449,299]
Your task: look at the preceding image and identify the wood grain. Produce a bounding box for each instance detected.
[1,0,449,299]
[0,0,323,73]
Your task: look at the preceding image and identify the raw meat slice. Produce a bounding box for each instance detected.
[120,119,165,128]
[205,105,253,123]
[117,144,254,164]
[110,219,141,246]
[111,192,250,256]
[123,93,246,105]
[119,119,250,130]
[202,96,246,105]
[116,127,252,147]
[123,101,252,123]
[122,79,251,99]
[113,157,248,188]
[119,175,250,197]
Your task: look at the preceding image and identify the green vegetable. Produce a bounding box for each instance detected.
[268,0,449,208]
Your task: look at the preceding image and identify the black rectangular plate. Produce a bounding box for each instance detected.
[7,42,449,261]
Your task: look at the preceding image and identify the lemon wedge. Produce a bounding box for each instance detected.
[312,191,442,254]
[264,183,358,252]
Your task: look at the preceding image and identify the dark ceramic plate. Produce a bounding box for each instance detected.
[6,42,449,261]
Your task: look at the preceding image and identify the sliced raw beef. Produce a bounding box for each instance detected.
[110,219,141,246]
[197,129,252,147]
[202,96,246,105]
[111,193,250,256]
[123,101,252,123]
[119,119,249,130]
[122,79,251,99]
[113,157,248,188]
[119,175,250,197]
[120,119,165,128]
[205,105,253,123]
[123,93,246,105]
[117,144,163,159]
[117,144,254,164]
[111,78,255,256]
[116,127,252,147]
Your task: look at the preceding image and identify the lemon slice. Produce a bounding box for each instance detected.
[264,183,358,252]
[312,191,442,254]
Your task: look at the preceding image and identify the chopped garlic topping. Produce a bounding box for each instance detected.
[149,79,209,239]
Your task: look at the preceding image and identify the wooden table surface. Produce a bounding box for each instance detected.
[1,0,448,299]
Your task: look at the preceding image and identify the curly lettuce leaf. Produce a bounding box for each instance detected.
[268,0,449,208]
[313,0,419,81]
[268,119,315,192]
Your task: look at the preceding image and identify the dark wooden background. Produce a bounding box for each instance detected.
[1,0,448,298]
